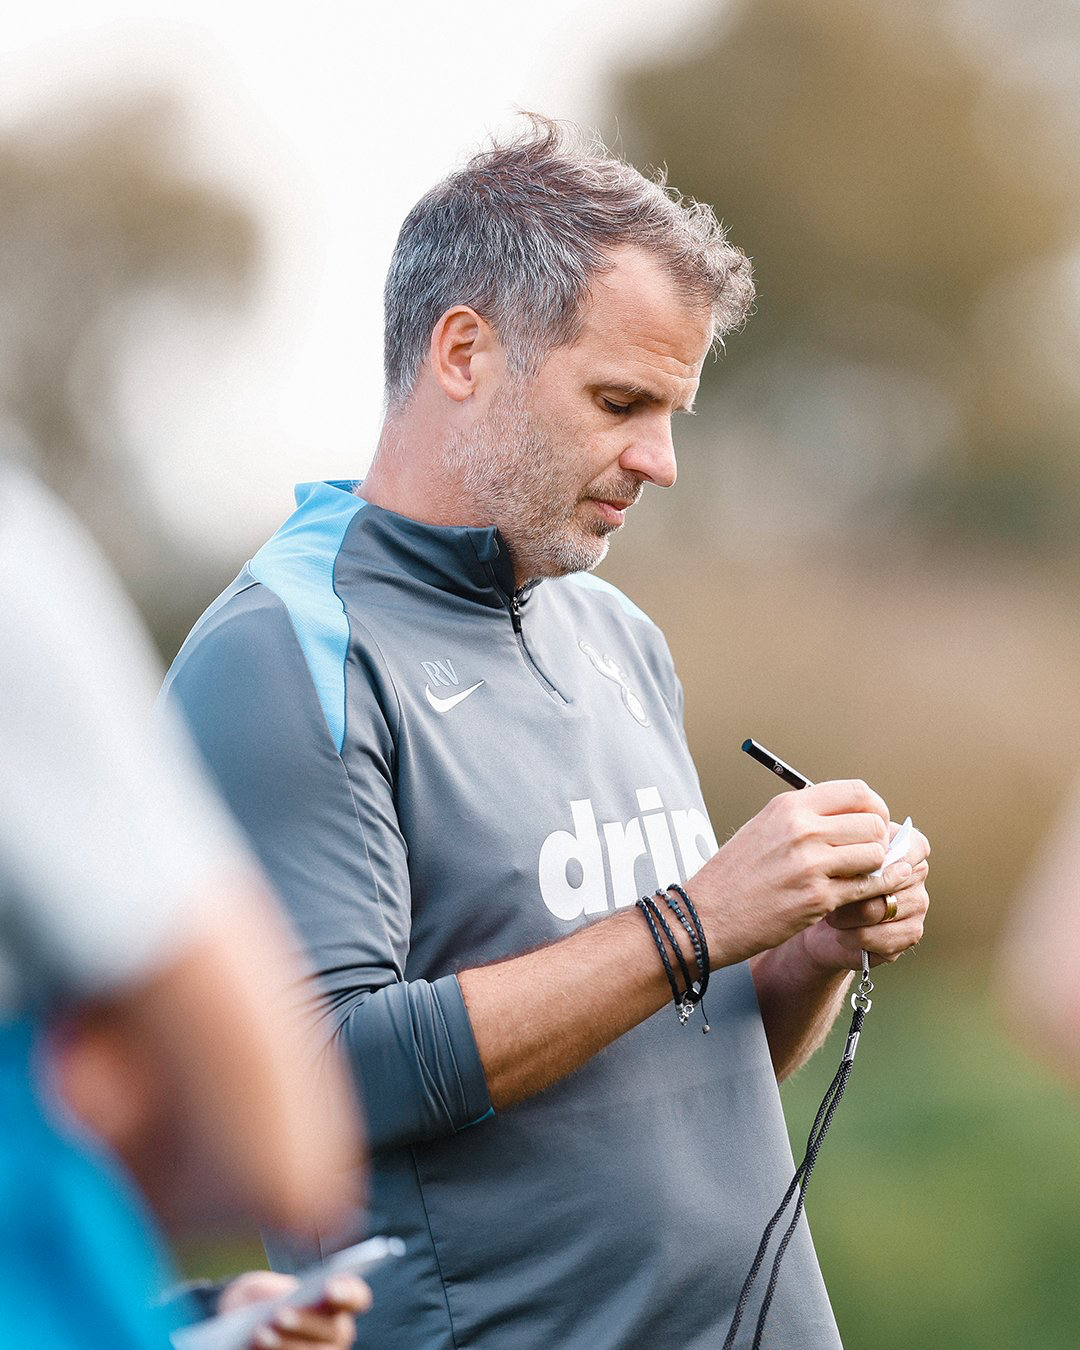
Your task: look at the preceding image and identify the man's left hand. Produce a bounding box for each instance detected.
[801,821,930,971]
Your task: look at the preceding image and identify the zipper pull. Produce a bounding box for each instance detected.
[510,595,522,633]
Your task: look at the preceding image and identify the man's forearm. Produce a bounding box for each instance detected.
[458,906,679,1109]
[750,931,852,1081]
[456,781,927,1109]
[460,910,849,1109]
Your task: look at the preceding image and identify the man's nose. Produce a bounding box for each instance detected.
[620,420,677,489]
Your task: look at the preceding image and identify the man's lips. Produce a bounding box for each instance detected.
[589,497,634,526]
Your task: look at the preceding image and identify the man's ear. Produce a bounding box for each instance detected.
[428,306,502,403]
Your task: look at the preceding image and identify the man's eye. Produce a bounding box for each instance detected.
[602,399,632,415]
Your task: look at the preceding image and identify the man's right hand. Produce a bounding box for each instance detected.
[689,780,910,968]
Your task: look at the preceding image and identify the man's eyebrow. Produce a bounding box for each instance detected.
[597,382,697,415]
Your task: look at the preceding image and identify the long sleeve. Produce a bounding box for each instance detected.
[163,579,491,1152]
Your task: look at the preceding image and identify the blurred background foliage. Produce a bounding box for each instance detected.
[4,1,1080,1344]
[614,0,1080,557]
[0,86,262,639]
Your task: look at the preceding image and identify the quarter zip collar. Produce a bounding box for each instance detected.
[508,580,542,632]
[294,480,538,613]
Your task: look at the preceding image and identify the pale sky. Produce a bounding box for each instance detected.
[0,0,721,549]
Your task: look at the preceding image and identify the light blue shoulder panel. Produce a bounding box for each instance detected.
[565,570,656,627]
[249,481,365,753]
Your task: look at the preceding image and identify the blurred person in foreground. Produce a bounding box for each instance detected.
[0,459,368,1349]
[998,776,1080,1082]
[164,117,931,1347]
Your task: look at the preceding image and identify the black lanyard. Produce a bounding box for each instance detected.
[722,952,875,1349]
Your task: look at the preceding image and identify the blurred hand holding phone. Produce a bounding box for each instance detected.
[171,1236,404,1350]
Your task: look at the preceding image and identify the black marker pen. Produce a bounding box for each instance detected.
[741,738,814,791]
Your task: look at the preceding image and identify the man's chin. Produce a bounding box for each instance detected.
[550,533,610,577]
[518,522,613,581]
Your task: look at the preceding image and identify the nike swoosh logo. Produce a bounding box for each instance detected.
[424,680,485,713]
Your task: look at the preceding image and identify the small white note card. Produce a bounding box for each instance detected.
[870,816,914,879]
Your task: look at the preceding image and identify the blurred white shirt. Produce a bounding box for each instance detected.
[0,461,248,1017]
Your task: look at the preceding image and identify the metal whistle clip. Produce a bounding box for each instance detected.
[843,950,875,1063]
[851,948,874,1015]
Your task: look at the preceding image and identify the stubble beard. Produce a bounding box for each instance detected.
[441,382,631,584]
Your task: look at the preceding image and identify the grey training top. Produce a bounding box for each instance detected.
[165,480,842,1349]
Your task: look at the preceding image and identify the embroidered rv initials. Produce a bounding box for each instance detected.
[421,659,458,688]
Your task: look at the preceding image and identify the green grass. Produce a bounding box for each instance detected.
[175,1231,266,1285]
[779,958,1080,1349]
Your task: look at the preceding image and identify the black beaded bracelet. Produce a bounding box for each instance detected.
[661,884,711,1033]
[667,883,710,981]
[660,890,706,994]
[636,892,708,1028]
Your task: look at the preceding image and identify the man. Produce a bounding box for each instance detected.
[165,118,930,1347]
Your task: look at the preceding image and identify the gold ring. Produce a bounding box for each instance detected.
[880,896,899,924]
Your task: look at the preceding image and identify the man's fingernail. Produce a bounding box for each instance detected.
[254,1328,282,1349]
[275,1307,301,1330]
[324,1278,354,1303]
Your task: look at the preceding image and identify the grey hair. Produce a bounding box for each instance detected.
[382,115,754,409]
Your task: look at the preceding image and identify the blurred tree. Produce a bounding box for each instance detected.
[0,88,260,646]
[612,0,1080,552]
